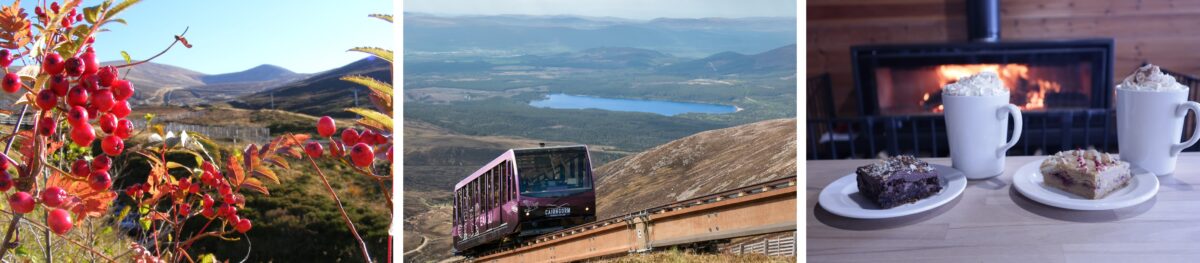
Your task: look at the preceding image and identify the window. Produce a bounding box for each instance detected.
[517,149,592,197]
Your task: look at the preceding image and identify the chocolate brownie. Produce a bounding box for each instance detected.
[855,155,943,209]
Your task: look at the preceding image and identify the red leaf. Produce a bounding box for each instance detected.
[47,171,116,220]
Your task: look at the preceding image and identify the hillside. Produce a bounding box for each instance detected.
[232,57,392,117]
[658,44,797,76]
[594,118,797,219]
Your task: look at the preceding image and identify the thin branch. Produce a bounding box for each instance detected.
[286,134,373,262]
[115,26,191,69]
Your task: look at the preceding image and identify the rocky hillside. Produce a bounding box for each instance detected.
[594,118,796,219]
[232,57,392,117]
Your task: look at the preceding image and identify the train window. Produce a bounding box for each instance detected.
[516,149,592,197]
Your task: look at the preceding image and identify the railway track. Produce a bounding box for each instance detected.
[473,176,797,262]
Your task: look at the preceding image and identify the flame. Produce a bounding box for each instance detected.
[924,63,1060,111]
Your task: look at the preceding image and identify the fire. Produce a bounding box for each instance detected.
[926,63,1060,111]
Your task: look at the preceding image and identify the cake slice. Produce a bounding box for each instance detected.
[855,155,942,209]
[1040,149,1132,199]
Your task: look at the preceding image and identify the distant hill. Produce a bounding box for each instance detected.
[200,64,304,84]
[231,57,392,117]
[95,61,308,106]
[404,13,796,58]
[594,118,796,219]
[658,44,796,75]
[520,47,679,68]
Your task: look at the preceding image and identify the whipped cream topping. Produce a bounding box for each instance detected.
[1118,64,1188,92]
[942,71,1009,96]
[1043,149,1122,173]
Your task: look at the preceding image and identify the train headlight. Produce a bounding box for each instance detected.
[585,207,589,211]
[525,211,530,216]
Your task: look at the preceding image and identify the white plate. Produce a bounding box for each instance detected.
[818,164,967,219]
[1012,158,1158,211]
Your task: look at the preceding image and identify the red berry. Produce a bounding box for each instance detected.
[111,100,131,118]
[67,85,88,107]
[188,184,199,194]
[37,116,56,136]
[350,143,374,167]
[115,119,133,139]
[42,186,68,208]
[202,194,215,208]
[178,203,191,216]
[219,204,237,218]
[91,155,111,172]
[88,171,111,191]
[81,48,98,75]
[79,73,99,93]
[98,113,117,133]
[63,56,84,76]
[71,159,90,178]
[43,53,64,75]
[201,207,216,218]
[97,66,118,87]
[341,128,360,145]
[35,89,57,111]
[47,208,72,235]
[317,116,336,137]
[8,192,34,214]
[70,123,95,147]
[0,170,11,192]
[0,153,7,170]
[101,135,123,156]
[0,49,12,68]
[384,145,393,163]
[228,214,241,226]
[235,218,252,233]
[111,80,134,101]
[91,89,115,112]
[328,141,344,157]
[200,171,215,185]
[1,73,19,93]
[50,75,70,96]
[304,141,323,158]
[360,129,376,144]
[67,106,88,126]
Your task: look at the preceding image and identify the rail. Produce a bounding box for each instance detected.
[473,176,797,262]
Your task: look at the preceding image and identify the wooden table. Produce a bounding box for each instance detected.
[806,154,1200,263]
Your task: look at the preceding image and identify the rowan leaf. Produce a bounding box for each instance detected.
[240,178,268,196]
[346,107,392,131]
[47,171,117,219]
[349,47,392,63]
[226,155,245,186]
[251,166,279,184]
[368,13,392,23]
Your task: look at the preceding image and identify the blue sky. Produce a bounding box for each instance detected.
[18,0,393,74]
[405,0,796,20]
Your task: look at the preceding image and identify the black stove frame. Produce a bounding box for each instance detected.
[850,38,1115,116]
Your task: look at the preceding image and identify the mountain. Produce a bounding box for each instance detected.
[95,61,308,106]
[658,44,797,75]
[404,13,796,58]
[200,64,303,84]
[520,47,678,68]
[594,118,797,219]
[231,57,391,117]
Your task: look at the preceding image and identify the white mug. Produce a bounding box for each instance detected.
[943,94,1023,179]
[1117,88,1200,176]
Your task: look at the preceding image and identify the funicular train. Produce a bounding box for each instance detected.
[451,145,597,256]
